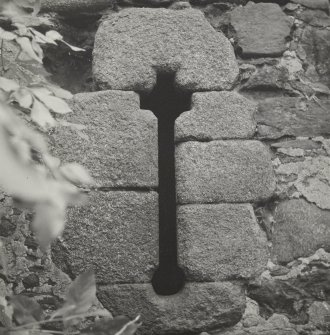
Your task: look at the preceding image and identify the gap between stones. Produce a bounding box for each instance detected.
[140,73,192,295]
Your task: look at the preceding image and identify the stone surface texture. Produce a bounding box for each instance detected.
[54,191,158,284]
[256,97,330,139]
[93,8,238,92]
[231,2,292,56]
[291,0,329,10]
[51,90,158,188]
[176,140,275,204]
[175,91,257,141]
[98,282,245,335]
[178,204,269,281]
[41,0,112,12]
[272,199,330,263]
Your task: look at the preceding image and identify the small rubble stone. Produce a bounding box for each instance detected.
[52,191,158,284]
[98,282,245,335]
[51,90,158,188]
[176,140,275,204]
[22,273,40,289]
[93,8,238,92]
[300,26,330,87]
[177,204,269,281]
[175,91,256,142]
[256,97,330,139]
[231,2,292,56]
[308,301,330,328]
[272,199,330,263]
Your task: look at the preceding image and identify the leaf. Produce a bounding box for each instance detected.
[31,88,72,114]
[31,99,56,129]
[16,37,42,63]
[45,30,63,41]
[60,163,94,186]
[0,28,16,41]
[32,199,66,252]
[0,240,8,276]
[51,270,96,324]
[30,29,57,45]
[31,39,43,60]
[60,40,85,52]
[46,85,73,99]
[11,88,33,109]
[9,295,43,325]
[0,77,19,92]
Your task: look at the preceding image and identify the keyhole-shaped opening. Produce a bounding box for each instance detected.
[140,73,192,295]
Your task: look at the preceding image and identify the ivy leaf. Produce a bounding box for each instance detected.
[45,30,63,41]
[61,41,85,52]
[16,37,42,63]
[31,99,56,129]
[60,163,94,186]
[50,270,97,325]
[9,295,43,325]
[30,29,57,45]
[0,77,20,92]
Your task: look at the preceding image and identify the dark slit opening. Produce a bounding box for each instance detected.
[140,73,191,295]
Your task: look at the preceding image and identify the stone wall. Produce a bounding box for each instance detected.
[2,0,330,334]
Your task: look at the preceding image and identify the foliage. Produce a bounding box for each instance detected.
[0,0,92,251]
[0,270,142,335]
[0,2,141,335]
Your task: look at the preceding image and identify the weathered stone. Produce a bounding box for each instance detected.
[241,65,290,91]
[275,156,330,210]
[231,2,292,56]
[308,301,330,328]
[41,0,112,12]
[175,91,256,142]
[300,26,330,87]
[177,204,269,281]
[98,282,245,335]
[291,0,329,10]
[298,9,330,28]
[256,97,330,139]
[51,90,158,188]
[176,141,275,204]
[272,199,330,263]
[93,8,238,92]
[53,191,158,284]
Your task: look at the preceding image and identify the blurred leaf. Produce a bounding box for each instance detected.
[9,295,43,325]
[11,88,33,109]
[31,39,43,60]
[0,28,16,41]
[0,77,19,92]
[32,199,66,252]
[51,270,96,325]
[31,99,56,129]
[60,163,94,186]
[0,328,9,335]
[61,41,85,52]
[32,90,72,114]
[30,29,57,45]
[46,85,72,100]
[16,37,42,63]
[45,31,63,41]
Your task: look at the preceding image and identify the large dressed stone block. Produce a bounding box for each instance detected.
[93,8,238,92]
[175,91,256,142]
[176,141,275,204]
[98,282,245,335]
[41,0,111,12]
[178,204,269,281]
[52,191,158,284]
[51,90,158,188]
[231,2,292,56]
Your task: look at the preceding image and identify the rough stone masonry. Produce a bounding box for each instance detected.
[3,1,330,335]
[51,7,275,334]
